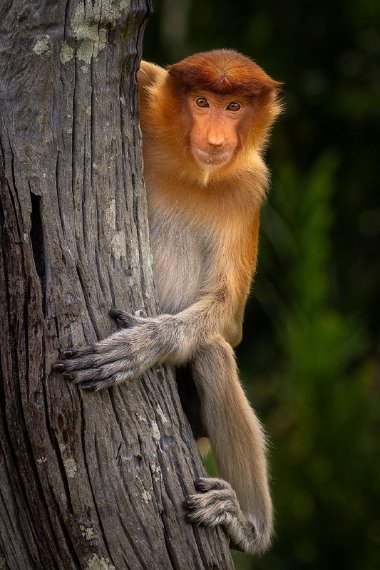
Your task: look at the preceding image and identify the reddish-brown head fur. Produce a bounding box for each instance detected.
[168,49,282,98]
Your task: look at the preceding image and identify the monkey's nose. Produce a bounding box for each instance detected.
[206,131,225,148]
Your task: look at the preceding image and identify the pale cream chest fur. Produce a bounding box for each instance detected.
[148,202,206,315]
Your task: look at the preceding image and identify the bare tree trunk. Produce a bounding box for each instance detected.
[0,1,234,568]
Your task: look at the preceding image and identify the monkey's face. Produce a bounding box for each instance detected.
[186,92,248,168]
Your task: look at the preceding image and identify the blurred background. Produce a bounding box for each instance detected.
[142,1,380,568]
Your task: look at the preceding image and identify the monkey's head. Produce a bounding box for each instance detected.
[167,50,282,171]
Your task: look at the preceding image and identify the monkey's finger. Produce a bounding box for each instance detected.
[53,347,95,370]
[109,309,143,328]
[65,358,142,383]
[80,371,135,392]
[54,354,103,372]
[57,331,135,367]
[65,345,96,358]
[62,368,107,383]
[55,343,138,371]
[54,359,94,373]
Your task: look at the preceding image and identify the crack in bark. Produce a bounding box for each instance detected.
[55,151,66,239]
[30,192,47,315]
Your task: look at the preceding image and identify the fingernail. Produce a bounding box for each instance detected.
[63,373,75,381]
[63,350,76,358]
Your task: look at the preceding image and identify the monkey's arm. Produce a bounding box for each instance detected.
[54,284,240,391]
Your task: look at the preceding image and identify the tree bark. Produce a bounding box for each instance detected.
[0,1,233,568]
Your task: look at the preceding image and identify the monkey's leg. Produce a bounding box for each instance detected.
[186,337,273,554]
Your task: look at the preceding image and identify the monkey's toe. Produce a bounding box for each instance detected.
[185,486,238,529]
[185,493,229,527]
[194,477,232,493]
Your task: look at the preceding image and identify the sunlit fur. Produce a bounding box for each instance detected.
[57,50,282,555]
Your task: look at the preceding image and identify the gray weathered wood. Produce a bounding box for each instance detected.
[0,1,234,568]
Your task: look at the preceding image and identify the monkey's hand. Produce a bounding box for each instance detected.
[186,477,268,554]
[54,310,181,391]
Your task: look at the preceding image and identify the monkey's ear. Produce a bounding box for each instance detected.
[138,60,167,89]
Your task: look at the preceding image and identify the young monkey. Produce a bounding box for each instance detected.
[56,50,282,554]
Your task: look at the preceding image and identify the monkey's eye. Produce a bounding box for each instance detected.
[226,102,241,112]
[195,97,209,108]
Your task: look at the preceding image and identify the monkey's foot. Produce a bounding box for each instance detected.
[185,477,239,527]
[185,477,267,554]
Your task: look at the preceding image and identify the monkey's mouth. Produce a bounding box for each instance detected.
[192,148,232,166]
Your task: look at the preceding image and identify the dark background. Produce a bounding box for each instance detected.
[142,1,380,568]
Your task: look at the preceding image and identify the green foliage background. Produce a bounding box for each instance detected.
[143,1,380,568]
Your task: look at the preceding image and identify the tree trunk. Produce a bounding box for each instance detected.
[0,2,233,568]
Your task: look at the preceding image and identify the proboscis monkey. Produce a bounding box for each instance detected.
[55,49,282,554]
